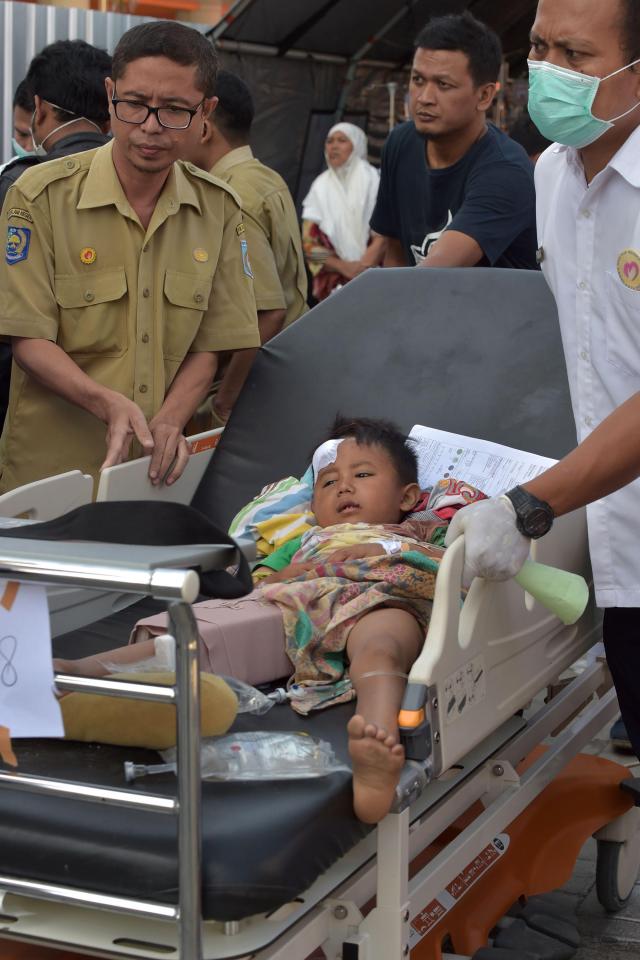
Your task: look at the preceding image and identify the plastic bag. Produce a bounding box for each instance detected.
[220,676,274,716]
[161,731,350,781]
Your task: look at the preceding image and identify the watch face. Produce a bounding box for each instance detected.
[523,506,553,538]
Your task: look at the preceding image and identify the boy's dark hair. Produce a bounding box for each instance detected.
[213,70,254,144]
[112,22,218,99]
[26,40,111,123]
[414,12,502,87]
[13,79,34,113]
[321,415,418,486]
[620,0,640,62]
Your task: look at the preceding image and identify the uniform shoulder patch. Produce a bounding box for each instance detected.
[6,226,31,265]
[240,238,254,279]
[6,207,33,224]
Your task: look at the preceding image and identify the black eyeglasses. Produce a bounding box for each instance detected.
[111,90,204,130]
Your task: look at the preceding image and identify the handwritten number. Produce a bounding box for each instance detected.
[0,635,17,687]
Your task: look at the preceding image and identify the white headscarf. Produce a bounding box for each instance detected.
[302,122,380,262]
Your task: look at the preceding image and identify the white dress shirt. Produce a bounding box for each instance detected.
[536,125,640,607]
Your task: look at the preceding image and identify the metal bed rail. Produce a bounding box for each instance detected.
[0,545,213,959]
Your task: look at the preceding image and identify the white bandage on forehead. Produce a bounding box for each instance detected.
[312,438,345,479]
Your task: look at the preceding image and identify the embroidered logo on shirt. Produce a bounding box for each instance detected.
[193,247,209,263]
[617,249,640,291]
[240,238,254,279]
[6,226,30,265]
[6,207,33,224]
[80,247,97,265]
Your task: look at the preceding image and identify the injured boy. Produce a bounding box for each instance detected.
[56,416,449,823]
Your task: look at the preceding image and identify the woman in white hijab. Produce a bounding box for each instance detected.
[302,122,384,301]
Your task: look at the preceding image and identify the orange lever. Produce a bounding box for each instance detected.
[398,707,425,729]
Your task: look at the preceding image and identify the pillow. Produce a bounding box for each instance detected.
[60,671,237,751]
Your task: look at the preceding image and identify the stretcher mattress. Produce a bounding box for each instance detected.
[0,268,580,925]
[2,704,363,922]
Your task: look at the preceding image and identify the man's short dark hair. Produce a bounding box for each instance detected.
[112,22,218,98]
[415,12,502,87]
[317,415,419,487]
[13,79,34,113]
[619,0,640,63]
[213,71,254,143]
[26,40,111,122]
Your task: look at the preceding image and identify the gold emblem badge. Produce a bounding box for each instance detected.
[193,248,209,263]
[617,249,640,290]
[236,222,245,237]
[80,247,97,265]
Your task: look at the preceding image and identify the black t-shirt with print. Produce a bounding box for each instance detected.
[370,121,538,269]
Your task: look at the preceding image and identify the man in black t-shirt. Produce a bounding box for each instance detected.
[370,12,538,270]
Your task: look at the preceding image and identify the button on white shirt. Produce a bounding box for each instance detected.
[536,127,640,607]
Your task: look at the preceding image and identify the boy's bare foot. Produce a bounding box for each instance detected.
[348,713,405,824]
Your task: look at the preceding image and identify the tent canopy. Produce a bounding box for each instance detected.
[210,0,538,67]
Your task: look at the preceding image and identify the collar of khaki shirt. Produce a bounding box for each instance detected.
[210,144,254,178]
[554,122,640,189]
[76,140,203,221]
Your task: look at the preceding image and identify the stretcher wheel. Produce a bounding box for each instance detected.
[596,836,640,913]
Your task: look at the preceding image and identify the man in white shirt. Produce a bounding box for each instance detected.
[446,0,640,754]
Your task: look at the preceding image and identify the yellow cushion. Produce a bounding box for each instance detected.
[61,671,237,750]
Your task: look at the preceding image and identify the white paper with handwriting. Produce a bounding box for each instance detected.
[0,580,63,738]
[409,424,557,497]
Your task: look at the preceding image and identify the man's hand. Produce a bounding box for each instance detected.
[339,260,367,281]
[147,416,191,485]
[444,497,531,587]
[99,391,154,471]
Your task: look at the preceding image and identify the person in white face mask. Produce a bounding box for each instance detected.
[445,0,640,756]
[0,40,111,212]
[2,81,35,165]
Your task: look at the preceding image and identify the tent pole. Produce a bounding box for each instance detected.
[333,0,420,121]
[208,0,261,41]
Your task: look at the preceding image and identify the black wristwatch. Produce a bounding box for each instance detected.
[504,485,554,539]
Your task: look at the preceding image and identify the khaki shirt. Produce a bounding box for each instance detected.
[211,146,308,328]
[0,141,259,492]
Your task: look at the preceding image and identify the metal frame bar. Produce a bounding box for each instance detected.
[208,0,261,41]
[0,553,206,958]
[334,0,421,121]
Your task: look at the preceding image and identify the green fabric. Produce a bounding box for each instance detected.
[254,535,303,573]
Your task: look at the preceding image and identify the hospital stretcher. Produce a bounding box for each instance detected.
[0,268,638,960]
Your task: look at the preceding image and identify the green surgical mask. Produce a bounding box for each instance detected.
[528,58,640,149]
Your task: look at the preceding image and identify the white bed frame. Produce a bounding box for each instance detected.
[0,429,222,638]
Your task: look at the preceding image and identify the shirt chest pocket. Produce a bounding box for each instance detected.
[55,268,127,357]
[163,270,213,360]
[605,271,640,379]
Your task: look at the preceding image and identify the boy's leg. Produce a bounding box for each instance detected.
[54,595,290,687]
[346,607,424,823]
[54,639,157,678]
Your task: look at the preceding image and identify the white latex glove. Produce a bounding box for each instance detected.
[444,495,531,587]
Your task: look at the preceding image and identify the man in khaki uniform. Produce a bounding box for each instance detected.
[0,23,259,493]
[184,70,307,425]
